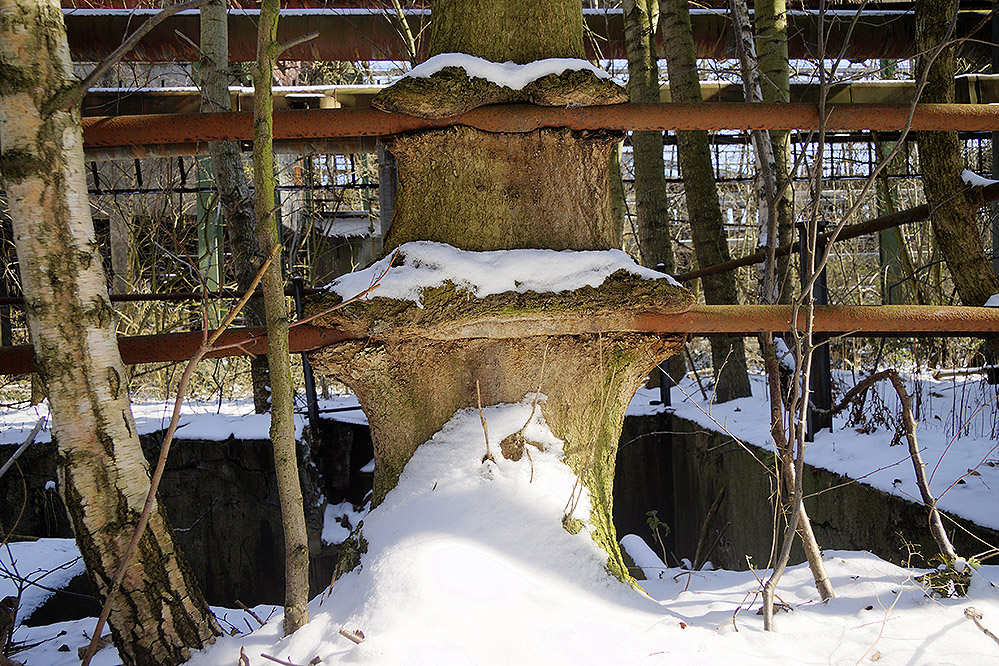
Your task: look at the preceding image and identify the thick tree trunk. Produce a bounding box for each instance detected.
[429,0,584,64]
[915,0,999,309]
[0,0,219,663]
[313,0,690,581]
[253,0,309,634]
[660,0,751,402]
[200,0,271,412]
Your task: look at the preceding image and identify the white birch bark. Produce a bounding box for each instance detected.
[0,0,219,662]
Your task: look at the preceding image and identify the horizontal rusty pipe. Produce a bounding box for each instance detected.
[81,103,999,149]
[3,306,998,375]
[62,8,992,63]
[674,182,999,283]
[0,324,349,375]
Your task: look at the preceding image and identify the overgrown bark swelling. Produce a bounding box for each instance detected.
[0,0,219,663]
[660,0,751,402]
[915,0,999,309]
[253,0,309,634]
[383,127,622,252]
[312,329,685,579]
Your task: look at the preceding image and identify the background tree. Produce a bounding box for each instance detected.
[915,0,999,311]
[622,0,686,386]
[660,0,752,402]
[252,0,310,634]
[754,0,795,302]
[0,0,220,662]
[200,0,271,412]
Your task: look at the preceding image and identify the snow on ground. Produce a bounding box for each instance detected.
[0,392,368,448]
[0,539,84,622]
[627,371,999,531]
[328,241,679,305]
[7,396,999,665]
[403,53,611,89]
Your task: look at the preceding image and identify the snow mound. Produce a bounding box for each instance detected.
[403,53,610,90]
[189,396,685,665]
[328,241,678,305]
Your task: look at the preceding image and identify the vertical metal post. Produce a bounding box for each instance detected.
[798,223,833,441]
[377,141,397,243]
[292,276,321,435]
[992,4,999,276]
[655,262,671,406]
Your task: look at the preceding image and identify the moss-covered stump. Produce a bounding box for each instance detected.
[306,269,692,579]
[382,126,623,252]
[371,66,628,118]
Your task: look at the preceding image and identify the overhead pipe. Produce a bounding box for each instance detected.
[4,305,999,375]
[81,103,999,149]
[61,8,993,62]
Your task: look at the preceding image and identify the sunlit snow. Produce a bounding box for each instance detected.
[328,241,679,306]
[403,53,611,90]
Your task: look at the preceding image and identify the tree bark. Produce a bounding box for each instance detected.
[915,0,999,309]
[429,0,584,64]
[200,0,271,412]
[623,0,674,272]
[0,0,219,663]
[312,0,690,582]
[754,0,795,302]
[253,0,309,634]
[660,0,751,402]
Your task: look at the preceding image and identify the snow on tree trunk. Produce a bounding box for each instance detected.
[0,0,220,663]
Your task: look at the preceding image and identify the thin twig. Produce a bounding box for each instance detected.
[476,380,495,464]
[964,608,999,647]
[0,418,46,482]
[337,627,365,644]
[276,31,320,58]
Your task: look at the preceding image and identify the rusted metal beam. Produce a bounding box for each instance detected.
[81,103,999,149]
[0,324,349,375]
[674,182,999,283]
[79,77,999,119]
[61,8,993,63]
[4,306,998,375]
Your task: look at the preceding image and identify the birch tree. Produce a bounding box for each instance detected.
[0,0,220,662]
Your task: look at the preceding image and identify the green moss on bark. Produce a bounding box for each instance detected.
[372,66,627,118]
